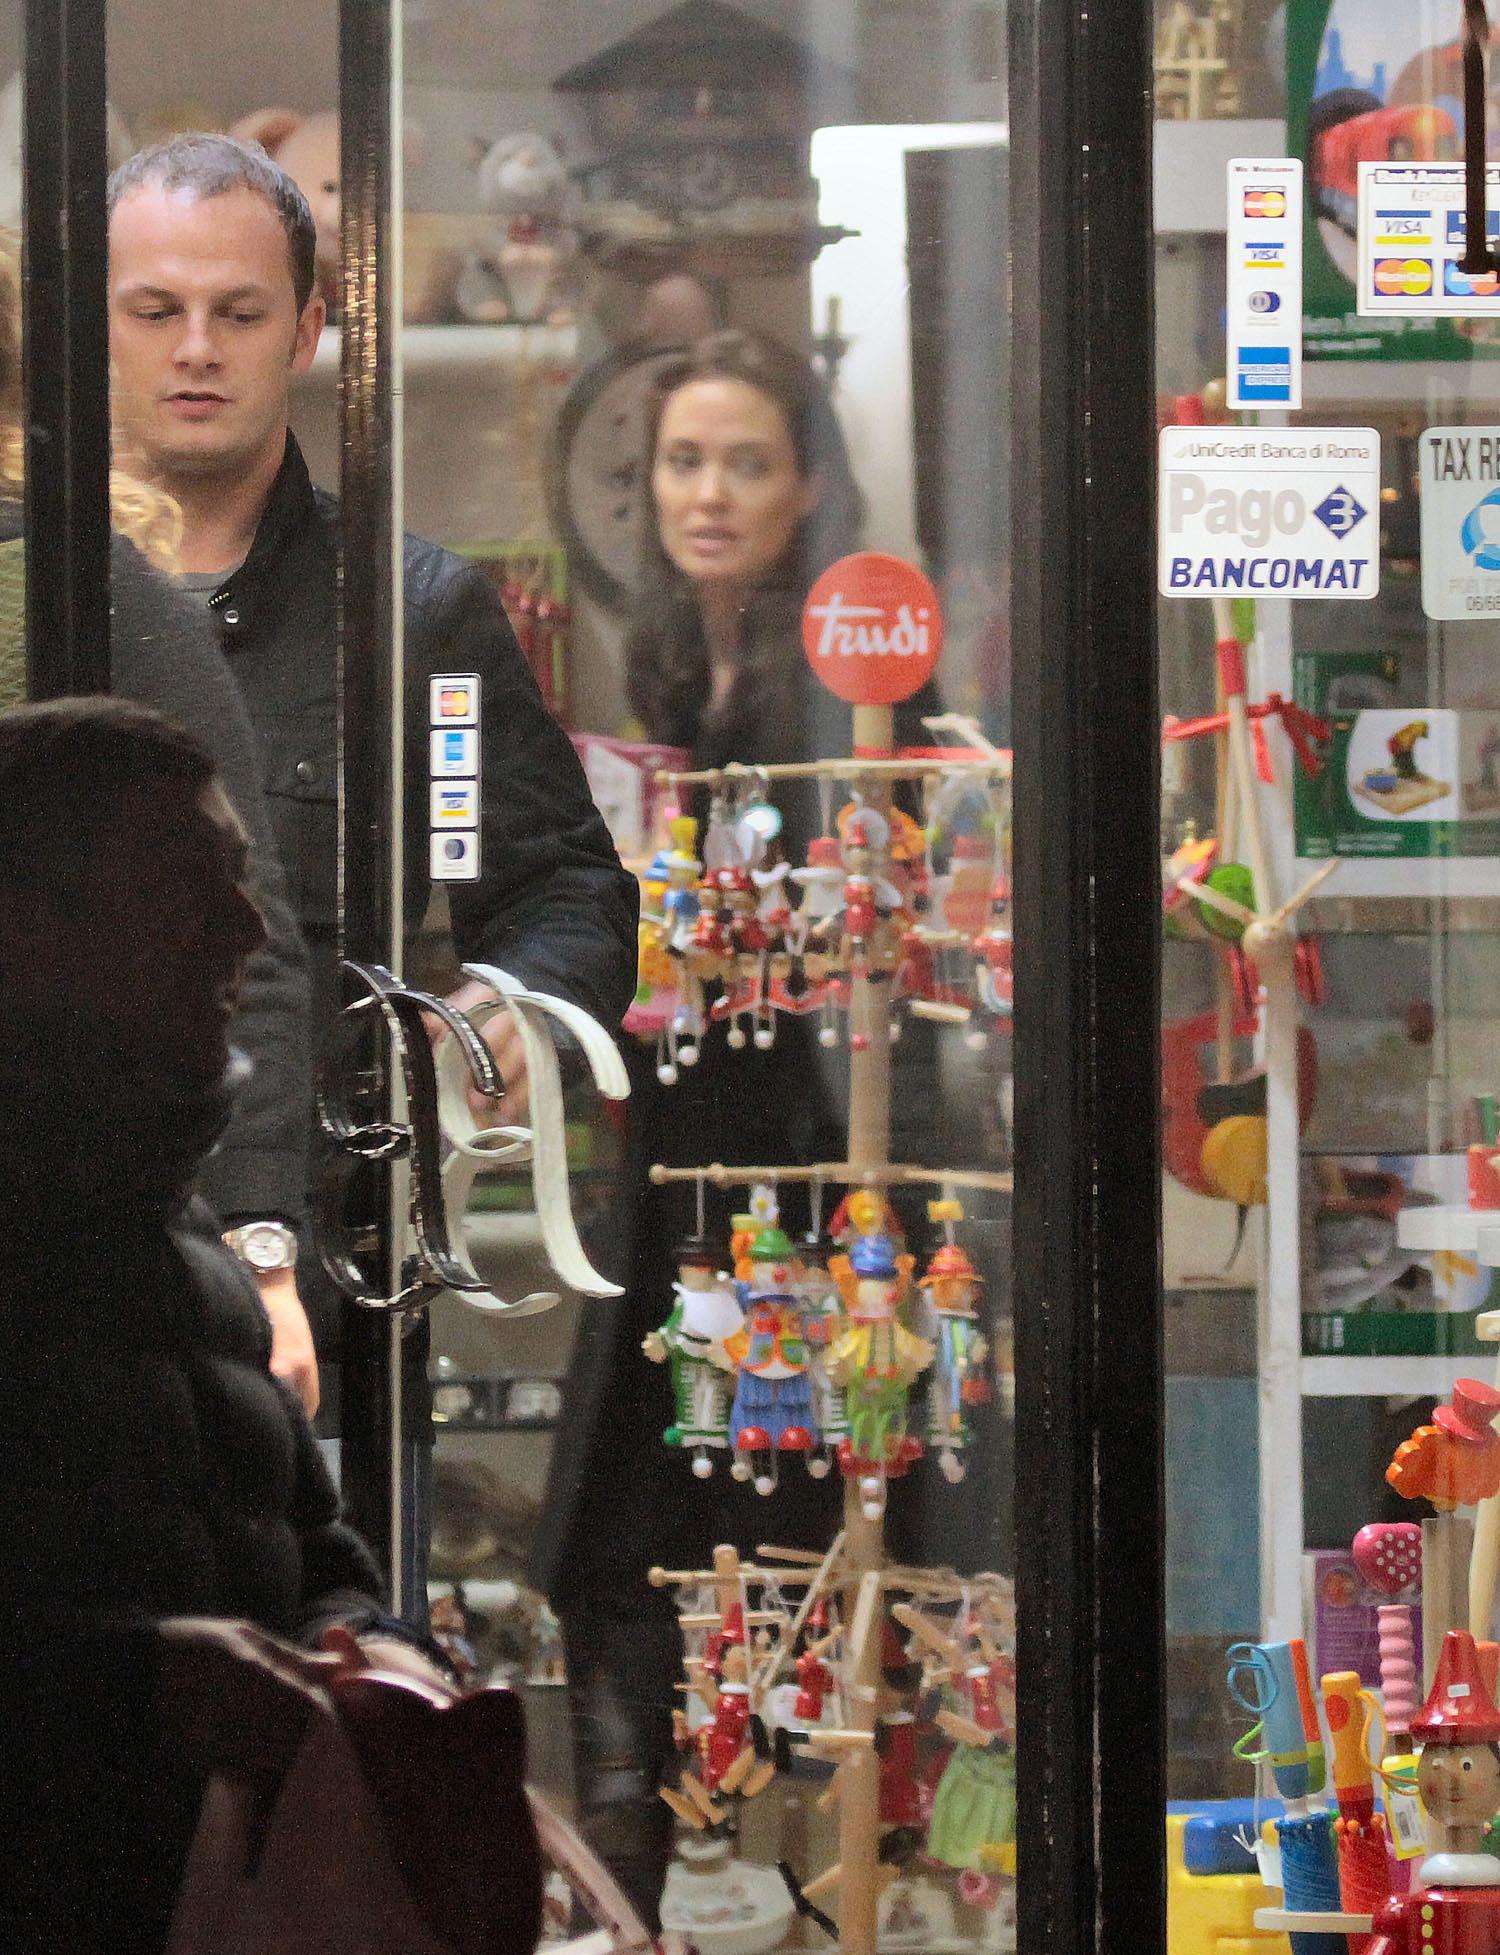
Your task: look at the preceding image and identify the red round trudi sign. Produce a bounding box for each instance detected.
[801,552,942,705]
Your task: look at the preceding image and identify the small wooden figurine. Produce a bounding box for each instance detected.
[1367,1630,1500,1953]
[663,1644,776,1828]
[720,1225,825,1494]
[827,1232,932,1516]
[643,1235,744,1477]
[917,1237,992,1484]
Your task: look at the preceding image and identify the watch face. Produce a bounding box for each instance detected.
[241,1223,294,1271]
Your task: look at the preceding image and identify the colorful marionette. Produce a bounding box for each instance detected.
[662,816,703,953]
[642,1235,744,1476]
[827,1232,932,1513]
[828,1186,904,1249]
[916,1240,992,1484]
[686,873,736,984]
[1386,1379,1500,1512]
[791,834,846,985]
[716,866,769,960]
[1365,1631,1500,1954]
[719,1225,826,1494]
[662,1644,776,1828]
[927,1738,1016,1875]
[836,815,907,980]
[793,1228,846,1473]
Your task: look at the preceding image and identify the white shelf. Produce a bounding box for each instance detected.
[1291,857,1500,901]
[1397,1203,1500,1268]
[302,322,578,379]
[1303,360,1500,407]
[1301,1355,1483,1397]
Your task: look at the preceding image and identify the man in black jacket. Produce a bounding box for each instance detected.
[0,698,451,1954]
[106,137,637,1498]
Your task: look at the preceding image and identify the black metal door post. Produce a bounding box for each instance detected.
[23,0,111,698]
[1009,0,1166,1950]
[338,0,404,1590]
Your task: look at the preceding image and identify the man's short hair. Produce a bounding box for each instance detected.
[108,133,319,315]
[0,696,215,900]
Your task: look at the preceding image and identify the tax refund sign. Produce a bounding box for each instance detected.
[1419,427,1500,621]
[1158,427,1380,601]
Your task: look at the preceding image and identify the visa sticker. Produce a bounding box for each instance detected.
[430,780,478,825]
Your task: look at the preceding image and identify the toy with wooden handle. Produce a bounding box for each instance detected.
[1352,1523,1422,1748]
[1225,1639,1325,1805]
[1321,1670,1393,1920]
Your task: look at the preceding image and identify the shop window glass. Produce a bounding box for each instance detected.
[1158,0,1500,1939]
[98,0,1017,1943]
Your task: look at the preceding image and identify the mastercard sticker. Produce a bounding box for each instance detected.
[1372,257,1433,298]
[1243,187,1286,220]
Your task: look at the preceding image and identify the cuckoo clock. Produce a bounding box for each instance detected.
[552,0,853,279]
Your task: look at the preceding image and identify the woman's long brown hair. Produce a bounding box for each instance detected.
[624,328,864,750]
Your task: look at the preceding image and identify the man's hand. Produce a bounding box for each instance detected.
[155,1618,340,1798]
[318,1622,457,1699]
[435,976,531,1128]
[253,1266,320,1416]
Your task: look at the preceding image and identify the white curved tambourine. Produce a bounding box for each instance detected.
[435,965,629,1308]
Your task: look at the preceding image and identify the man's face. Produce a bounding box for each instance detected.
[9,778,267,1085]
[109,183,325,486]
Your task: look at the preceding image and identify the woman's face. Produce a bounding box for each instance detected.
[652,376,820,594]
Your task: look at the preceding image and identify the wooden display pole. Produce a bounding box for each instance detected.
[836,703,895,1955]
[652,694,1012,1951]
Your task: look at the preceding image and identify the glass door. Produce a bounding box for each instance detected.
[18,0,1169,1949]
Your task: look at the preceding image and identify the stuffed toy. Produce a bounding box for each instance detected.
[455,131,577,327]
[231,107,341,309]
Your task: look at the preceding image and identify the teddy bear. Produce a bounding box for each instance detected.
[454,131,578,328]
[231,108,342,309]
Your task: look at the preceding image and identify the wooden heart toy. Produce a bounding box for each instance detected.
[1352,1520,1422,1597]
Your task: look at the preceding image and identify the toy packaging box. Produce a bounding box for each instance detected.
[1293,650,1500,860]
[1310,1547,1422,1689]
[569,734,691,863]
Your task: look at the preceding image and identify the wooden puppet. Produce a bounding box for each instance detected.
[642,1235,744,1474]
[1367,1631,1500,1954]
[719,1226,825,1492]
[827,1232,932,1480]
[916,1242,993,1483]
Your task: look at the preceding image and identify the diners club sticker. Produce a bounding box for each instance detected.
[801,552,942,705]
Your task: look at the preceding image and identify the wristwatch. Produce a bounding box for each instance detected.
[225,1220,299,1274]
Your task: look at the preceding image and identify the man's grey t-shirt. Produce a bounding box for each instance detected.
[178,568,234,608]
